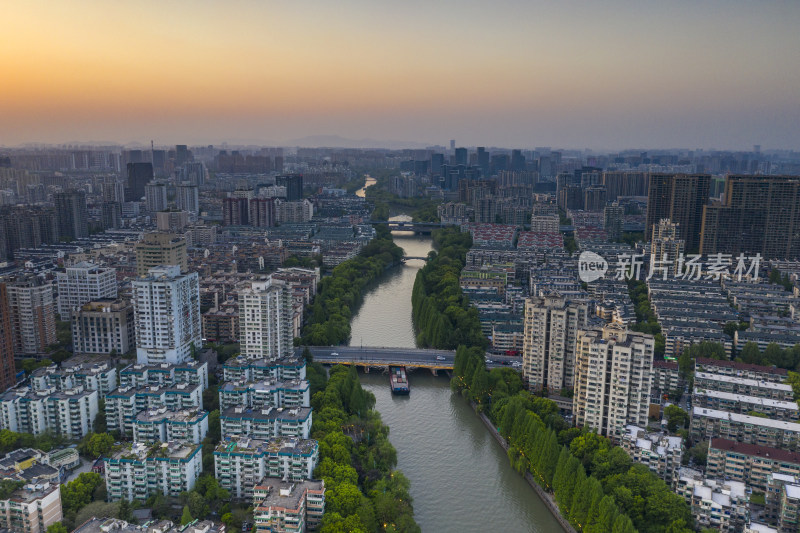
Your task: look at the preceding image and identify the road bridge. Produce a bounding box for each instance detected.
[369,220,448,234]
[298,346,521,371]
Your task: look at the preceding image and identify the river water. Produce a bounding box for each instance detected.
[348,229,563,533]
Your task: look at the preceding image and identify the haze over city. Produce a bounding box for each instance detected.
[2,0,799,150]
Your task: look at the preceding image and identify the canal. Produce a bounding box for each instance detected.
[348,228,563,533]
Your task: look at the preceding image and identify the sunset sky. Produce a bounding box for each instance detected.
[2,1,799,149]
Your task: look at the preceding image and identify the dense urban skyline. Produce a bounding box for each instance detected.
[2,1,799,150]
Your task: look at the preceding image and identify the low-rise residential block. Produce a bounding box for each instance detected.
[692,407,800,452]
[105,441,202,501]
[707,438,800,492]
[253,478,325,533]
[221,406,312,441]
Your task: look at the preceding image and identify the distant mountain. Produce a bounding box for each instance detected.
[284,134,432,150]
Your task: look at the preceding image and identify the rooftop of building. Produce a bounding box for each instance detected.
[73,517,223,533]
[695,357,788,376]
[693,406,800,431]
[694,387,798,411]
[135,407,207,424]
[110,441,200,462]
[220,378,308,393]
[710,438,800,464]
[694,371,792,391]
[224,354,304,369]
[108,382,201,398]
[221,405,311,422]
[2,482,58,503]
[253,477,325,512]
[214,436,317,457]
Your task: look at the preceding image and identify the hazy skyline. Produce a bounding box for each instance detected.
[2,1,799,150]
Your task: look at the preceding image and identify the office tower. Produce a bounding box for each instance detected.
[101,201,122,229]
[650,219,685,277]
[476,147,490,178]
[573,324,653,442]
[490,154,509,175]
[144,182,168,213]
[583,186,607,212]
[700,175,800,260]
[239,277,294,361]
[125,162,154,201]
[602,171,649,201]
[454,147,468,167]
[54,190,88,240]
[604,202,624,241]
[156,210,189,233]
[249,198,276,227]
[522,295,588,393]
[0,284,15,392]
[431,153,445,177]
[55,262,117,319]
[151,149,166,177]
[645,173,711,252]
[175,184,199,214]
[511,149,526,172]
[223,197,250,226]
[5,275,56,355]
[450,139,455,151]
[276,174,303,202]
[134,232,187,276]
[175,144,190,166]
[132,265,201,364]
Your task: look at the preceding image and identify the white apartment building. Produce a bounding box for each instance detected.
[106,382,202,435]
[530,214,560,233]
[0,386,98,439]
[221,406,313,440]
[650,219,685,278]
[132,265,201,365]
[30,358,118,395]
[253,478,325,533]
[222,355,306,383]
[240,278,295,362]
[218,379,310,411]
[522,294,588,392]
[0,483,62,533]
[105,441,202,502]
[622,425,683,483]
[214,437,319,500]
[55,262,117,319]
[120,360,208,390]
[675,468,749,533]
[132,407,208,444]
[573,324,654,442]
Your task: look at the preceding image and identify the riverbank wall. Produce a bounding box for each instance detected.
[472,402,578,533]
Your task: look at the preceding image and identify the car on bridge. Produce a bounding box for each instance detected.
[436,355,446,361]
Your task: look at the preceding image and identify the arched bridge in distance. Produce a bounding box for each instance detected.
[298,346,520,371]
[369,220,448,234]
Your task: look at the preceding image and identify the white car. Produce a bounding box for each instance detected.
[331,352,339,356]
[435,355,446,361]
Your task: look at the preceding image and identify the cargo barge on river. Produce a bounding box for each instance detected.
[390,366,409,395]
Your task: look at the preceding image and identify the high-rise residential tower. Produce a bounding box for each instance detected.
[55,262,117,319]
[132,265,201,364]
[0,284,16,392]
[522,294,588,393]
[645,173,710,252]
[573,324,654,442]
[239,277,295,361]
[700,175,800,260]
[650,219,685,278]
[54,190,88,240]
[5,275,56,355]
